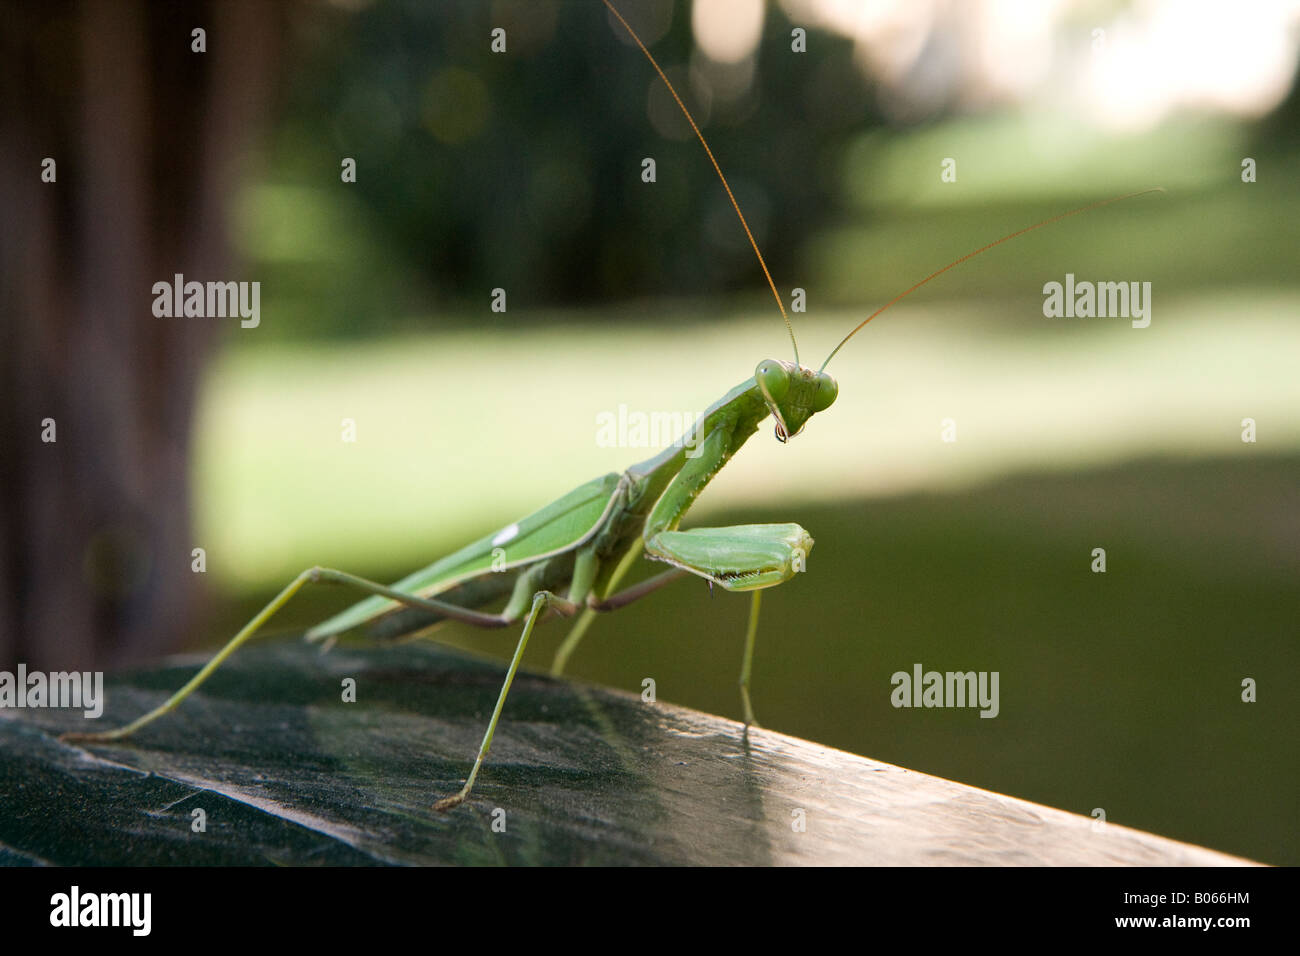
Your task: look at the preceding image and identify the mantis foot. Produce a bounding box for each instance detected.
[433,791,468,812]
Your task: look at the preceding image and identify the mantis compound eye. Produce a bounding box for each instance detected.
[812,372,839,412]
[755,360,790,403]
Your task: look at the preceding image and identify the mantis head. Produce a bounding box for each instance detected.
[755,359,838,443]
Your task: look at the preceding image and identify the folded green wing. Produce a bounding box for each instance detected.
[306,473,623,639]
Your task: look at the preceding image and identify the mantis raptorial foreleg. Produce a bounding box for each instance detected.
[550,425,804,727]
[642,425,814,591]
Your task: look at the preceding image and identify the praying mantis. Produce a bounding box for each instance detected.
[60,1,1156,811]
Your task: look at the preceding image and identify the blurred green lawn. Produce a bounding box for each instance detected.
[190,291,1298,865]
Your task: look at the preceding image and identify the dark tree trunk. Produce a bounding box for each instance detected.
[0,1,283,669]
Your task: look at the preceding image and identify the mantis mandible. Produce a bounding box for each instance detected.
[61,1,1157,811]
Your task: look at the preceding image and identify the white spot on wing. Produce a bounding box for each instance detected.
[491,523,520,547]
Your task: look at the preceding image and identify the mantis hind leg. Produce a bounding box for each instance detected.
[59,560,580,811]
[58,565,515,746]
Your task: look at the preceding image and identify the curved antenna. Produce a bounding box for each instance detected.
[818,187,1166,373]
[601,0,799,366]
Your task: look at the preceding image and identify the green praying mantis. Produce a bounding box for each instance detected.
[61,0,1157,811]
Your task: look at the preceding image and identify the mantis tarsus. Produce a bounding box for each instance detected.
[61,1,1158,811]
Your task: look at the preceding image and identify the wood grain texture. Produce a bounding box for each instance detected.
[0,641,1257,866]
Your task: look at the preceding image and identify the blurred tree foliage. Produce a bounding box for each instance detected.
[250,0,879,338]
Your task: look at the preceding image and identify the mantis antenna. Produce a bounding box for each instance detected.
[602,1,1162,376]
[601,0,800,366]
[817,187,1166,372]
